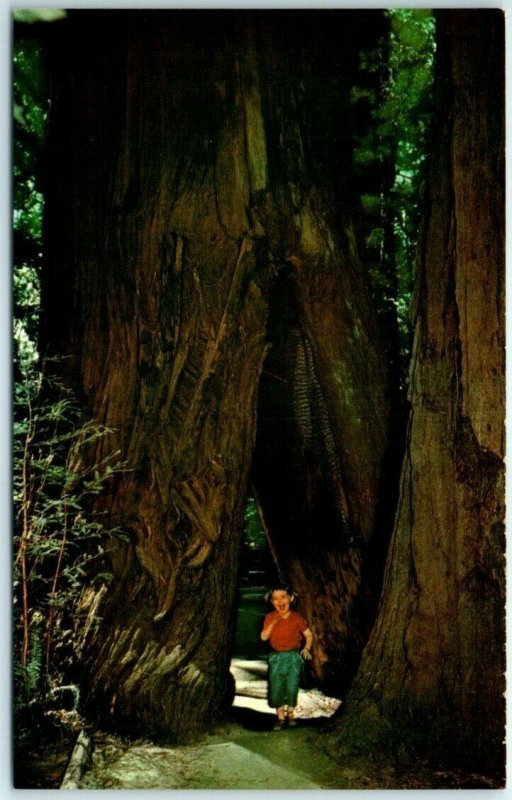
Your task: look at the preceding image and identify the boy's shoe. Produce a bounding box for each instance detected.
[287,718,298,727]
[273,718,287,731]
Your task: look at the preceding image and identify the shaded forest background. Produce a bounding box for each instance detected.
[12,7,504,787]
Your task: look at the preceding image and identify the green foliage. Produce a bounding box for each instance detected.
[13,363,127,720]
[13,37,47,370]
[386,10,435,289]
[353,10,436,391]
[14,619,44,711]
[243,497,267,550]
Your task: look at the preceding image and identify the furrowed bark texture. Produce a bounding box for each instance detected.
[43,13,271,739]
[335,10,505,777]
[42,11,391,736]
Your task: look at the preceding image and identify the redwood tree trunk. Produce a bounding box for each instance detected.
[333,10,505,778]
[43,12,273,740]
[42,11,392,737]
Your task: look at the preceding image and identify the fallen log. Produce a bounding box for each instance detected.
[60,730,93,789]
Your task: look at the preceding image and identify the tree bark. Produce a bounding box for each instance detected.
[41,11,392,737]
[43,12,273,740]
[333,10,505,778]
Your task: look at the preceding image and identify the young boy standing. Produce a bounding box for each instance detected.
[261,585,313,730]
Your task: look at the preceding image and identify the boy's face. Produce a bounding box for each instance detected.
[271,590,292,616]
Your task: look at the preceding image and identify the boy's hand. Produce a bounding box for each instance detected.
[261,615,280,642]
[300,647,312,660]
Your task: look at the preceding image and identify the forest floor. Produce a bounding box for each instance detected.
[79,658,350,790]
[72,659,500,791]
[14,658,502,790]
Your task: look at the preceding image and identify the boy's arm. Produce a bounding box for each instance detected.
[300,627,313,658]
[261,615,278,641]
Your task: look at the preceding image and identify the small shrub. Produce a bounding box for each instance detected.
[13,361,127,736]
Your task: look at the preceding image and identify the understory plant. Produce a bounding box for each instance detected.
[13,359,126,738]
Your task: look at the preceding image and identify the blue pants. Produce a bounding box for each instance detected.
[267,649,303,708]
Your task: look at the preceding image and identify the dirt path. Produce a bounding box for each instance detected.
[80,724,348,790]
[77,658,365,790]
[71,659,498,790]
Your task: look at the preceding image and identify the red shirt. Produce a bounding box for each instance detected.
[264,610,308,652]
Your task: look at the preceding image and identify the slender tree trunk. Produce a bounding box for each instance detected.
[333,10,505,778]
[42,11,392,737]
